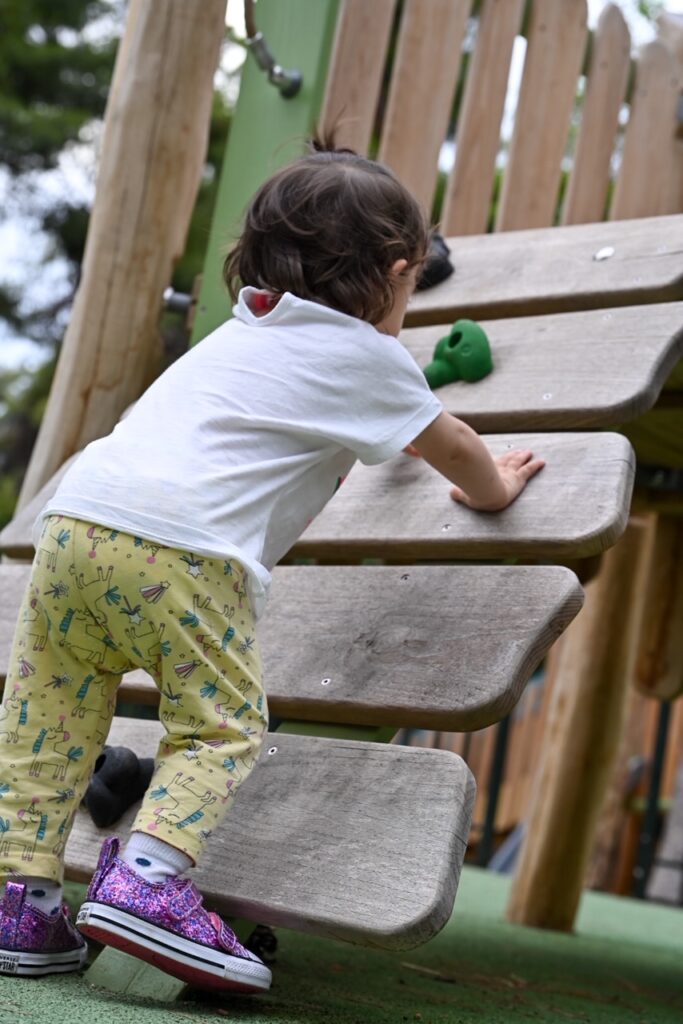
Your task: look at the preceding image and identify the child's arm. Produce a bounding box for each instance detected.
[410,412,544,511]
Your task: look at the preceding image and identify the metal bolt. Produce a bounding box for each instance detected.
[321,678,331,686]
[441,524,452,532]
[543,392,552,401]
[593,246,615,261]
[267,746,278,755]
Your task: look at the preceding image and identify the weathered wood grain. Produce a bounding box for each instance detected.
[506,520,650,930]
[319,0,397,154]
[633,516,683,700]
[294,432,635,562]
[400,302,683,431]
[561,4,631,226]
[610,40,682,221]
[0,432,636,563]
[378,0,470,211]
[1,563,583,731]
[405,215,683,327]
[496,0,588,231]
[442,0,525,236]
[65,719,476,949]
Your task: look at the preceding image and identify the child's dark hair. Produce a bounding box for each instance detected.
[223,138,429,324]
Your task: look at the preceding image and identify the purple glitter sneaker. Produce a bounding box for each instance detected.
[76,837,271,994]
[0,881,87,976]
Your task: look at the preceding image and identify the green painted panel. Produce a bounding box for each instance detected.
[191,0,340,344]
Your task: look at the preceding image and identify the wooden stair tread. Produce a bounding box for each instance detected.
[294,432,635,561]
[0,433,635,562]
[405,215,683,327]
[401,302,683,431]
[65,718,476,949]
[0,563,583,732]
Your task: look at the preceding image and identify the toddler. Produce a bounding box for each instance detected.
[0,140,543,993]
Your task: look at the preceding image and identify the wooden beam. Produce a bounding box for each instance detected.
[633,516,683,701]
[18,0,227,507]
[505,519,650,930]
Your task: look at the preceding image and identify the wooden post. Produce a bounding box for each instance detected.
[18,0,227,507]
[506,519,650,930]
[633,516,683,700]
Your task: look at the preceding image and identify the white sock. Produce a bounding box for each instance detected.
[122,832,193,883]
[22,877,62,916]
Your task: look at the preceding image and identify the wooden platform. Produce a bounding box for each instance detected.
[65,717,476,949]
[0,562,583,732]
[295,432,635,562]
[405,215,683,326]
[401,302,683,431]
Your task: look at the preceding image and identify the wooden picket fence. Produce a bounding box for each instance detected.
[321,0,682,228]
[321,0,683,892]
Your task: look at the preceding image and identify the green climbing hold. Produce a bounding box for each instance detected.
[423,319,493,389]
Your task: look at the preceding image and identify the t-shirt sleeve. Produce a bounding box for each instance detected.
[322,326,444,466]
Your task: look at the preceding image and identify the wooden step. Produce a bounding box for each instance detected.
[400,302,683,431]
[0,456,74,559]
[405,214,683,326]
[294,432,635,562]
[0,562,583,732]
[0,433,634,562]
[64,717,476,950]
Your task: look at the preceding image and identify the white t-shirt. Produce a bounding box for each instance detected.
[42,289,442,618]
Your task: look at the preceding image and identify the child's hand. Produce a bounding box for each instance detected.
[450,449,545,511]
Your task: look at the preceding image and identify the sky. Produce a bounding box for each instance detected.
[1,0,682,372]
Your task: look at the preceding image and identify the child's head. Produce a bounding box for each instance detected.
[224,139,429,326]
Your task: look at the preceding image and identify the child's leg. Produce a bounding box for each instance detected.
[0,517,129,884]
[0,517,129,974]
[130,555,267,864]
[75,544,271,992]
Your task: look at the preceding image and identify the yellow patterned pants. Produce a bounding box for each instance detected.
[0,516,267,882]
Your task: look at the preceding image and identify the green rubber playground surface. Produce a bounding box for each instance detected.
[1,867,680,1024]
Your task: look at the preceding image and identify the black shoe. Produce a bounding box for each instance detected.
[83,746,155,827]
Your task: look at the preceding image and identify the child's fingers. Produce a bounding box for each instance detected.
[518,457,545,480]
[449,485,470,505]
[500,448,533,467]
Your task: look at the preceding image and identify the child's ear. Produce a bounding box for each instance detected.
[390,258,409,278]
